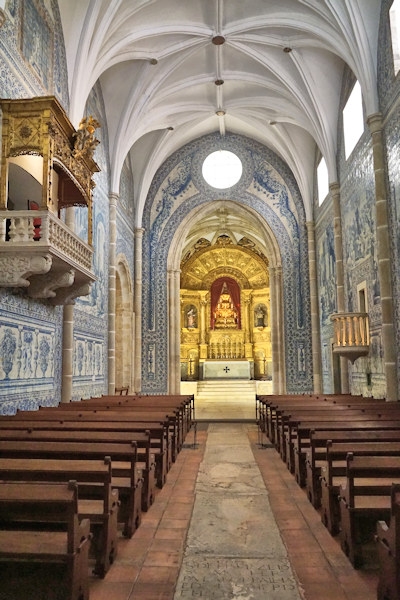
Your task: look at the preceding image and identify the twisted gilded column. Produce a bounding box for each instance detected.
[367,113,398,401]
[331,182,349,393]
[107,192,118,394]
[61,206,75,402]
[200,294,207,345]
[134,227,144,393]
[306,221,322,393]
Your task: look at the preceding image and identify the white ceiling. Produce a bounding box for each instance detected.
[58,0,381,226]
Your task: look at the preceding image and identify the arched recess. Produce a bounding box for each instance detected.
[115,255,134,391]
[167,200,285,394]
[141,132,313,395]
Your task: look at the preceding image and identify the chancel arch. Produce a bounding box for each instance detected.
[142,132,312,394]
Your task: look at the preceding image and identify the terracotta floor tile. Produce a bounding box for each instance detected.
[143,551,182,568]
[129,582,176,599]
[90,580,133,600]
[135,566,180,585]
[154,527,188,540]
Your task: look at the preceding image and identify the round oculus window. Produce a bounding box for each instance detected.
[202,150,242,189]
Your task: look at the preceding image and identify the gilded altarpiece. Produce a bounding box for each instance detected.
[180,240,271,380]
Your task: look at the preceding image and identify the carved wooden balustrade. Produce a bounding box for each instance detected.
[331,312,370,362]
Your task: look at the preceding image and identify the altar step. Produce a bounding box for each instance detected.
[194,380,256,421]
[196,380,256,400]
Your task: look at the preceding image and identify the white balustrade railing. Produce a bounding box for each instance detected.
[0,210,92,271]
[331,312,370,360]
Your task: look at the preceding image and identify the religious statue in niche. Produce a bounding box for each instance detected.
[214,283,239,329]
[185,305,197,329]
[254,304,267,328]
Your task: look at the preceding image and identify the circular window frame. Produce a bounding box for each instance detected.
[202,150,243,189]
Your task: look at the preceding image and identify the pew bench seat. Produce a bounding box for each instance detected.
[0,480,91,600]
[338,454,400,568]
[376,483,400,600]
[0,457,119,578]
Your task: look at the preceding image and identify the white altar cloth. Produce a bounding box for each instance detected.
[203,360,250,380]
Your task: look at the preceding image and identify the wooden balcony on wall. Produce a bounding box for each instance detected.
[0,96,100,305]
[331,312,370,363]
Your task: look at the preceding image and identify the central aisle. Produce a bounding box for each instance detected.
[174,423,304,600]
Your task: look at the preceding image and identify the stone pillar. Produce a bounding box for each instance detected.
[331,182,349,393]
[306,221,322,393]
[108,192,118,395]
[168,268,181,393]
[134,227,144,393]
[276,267,285,393]
[367,113,398,401]
[61,207,75,402]
[61,304,74,402]
[270,267,285,393]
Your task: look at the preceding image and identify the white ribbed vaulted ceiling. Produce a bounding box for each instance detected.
[58,0,381,224]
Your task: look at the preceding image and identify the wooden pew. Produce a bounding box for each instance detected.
[0,422,155,525]
[0,419,170,488]
[291,419,400,487]
[280,403,400,468]
[0,480,91,600]
[256,394,367,444]
[97,396,195,449]
[319,440,400,535]
[276,407,375,463]
[0,439,145,537]
[338,453,400,568]
[0,457,119,578]
[305,428,400,511]
[43,403,186,456]
[375,483,400,600]
[86,394,195,441]
[7,408,182,463]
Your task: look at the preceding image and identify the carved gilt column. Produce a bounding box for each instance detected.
[367,113,398,401]
[199,291,208,360]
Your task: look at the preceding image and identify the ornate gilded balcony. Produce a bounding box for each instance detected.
[0,96,100,305]
[331,312,370,363]
[0,210,95,304]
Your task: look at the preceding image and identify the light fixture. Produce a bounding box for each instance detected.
[216,110,226,117]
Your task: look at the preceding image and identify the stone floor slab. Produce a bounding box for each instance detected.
[174,556,303,600]
[174,424,304,599]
